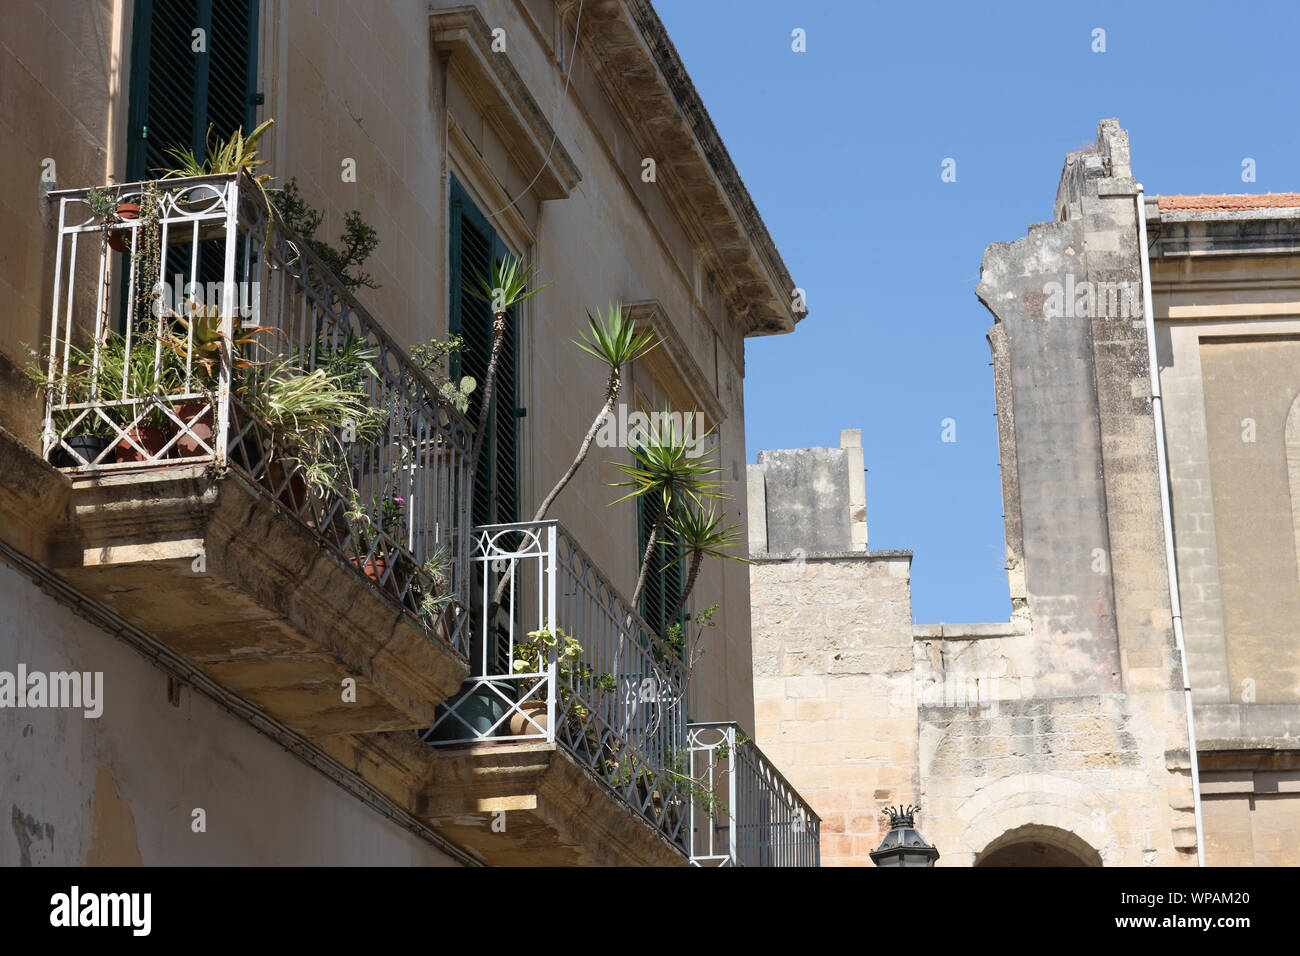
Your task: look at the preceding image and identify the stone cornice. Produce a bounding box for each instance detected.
[1149,207,1300,258]
[624,299,725,425]
[431,6,581,201]
[562,0,803,337]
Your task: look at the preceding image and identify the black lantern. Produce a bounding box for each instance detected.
[870,805,939,867]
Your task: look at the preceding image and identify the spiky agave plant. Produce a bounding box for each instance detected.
[487,303,660,613]
[466,254,547,480]
[609,409,727,610]
[164,119,277,230]
[662,501,750,628]
[532,302,658,521]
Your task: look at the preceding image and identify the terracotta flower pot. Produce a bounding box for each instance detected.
[172,400,214,456]
[351,555,397,595]
[507,698,550,738]
[107,201,140,253]
[114,425,170,463]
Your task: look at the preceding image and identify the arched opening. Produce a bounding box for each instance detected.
[974,824,1102,867]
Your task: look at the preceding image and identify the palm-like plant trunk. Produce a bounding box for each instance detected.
[630,506,665,611]
[471,310,507,480]
[664,549,702,631]
[531,368,619,522]
[489,368,622,612]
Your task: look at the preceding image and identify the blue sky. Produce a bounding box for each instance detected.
[654,0,1300,624]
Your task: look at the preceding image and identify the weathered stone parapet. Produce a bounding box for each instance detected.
[748,428,870,556]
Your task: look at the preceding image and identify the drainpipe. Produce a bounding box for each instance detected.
[1135,186,1206,867]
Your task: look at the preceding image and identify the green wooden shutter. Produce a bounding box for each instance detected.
[637,493,685,637]
[449,175,519,529]
[126,0,260,181]
[124,0,259,331]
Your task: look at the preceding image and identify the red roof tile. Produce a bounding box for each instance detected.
[1156,192,1300,212]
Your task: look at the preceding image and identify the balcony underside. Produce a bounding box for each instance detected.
[415,743,688,867]
[0,431,468,736]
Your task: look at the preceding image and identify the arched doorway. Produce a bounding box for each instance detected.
[974,825,1102,867]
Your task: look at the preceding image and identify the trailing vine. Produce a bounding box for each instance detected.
[133,182,163,334]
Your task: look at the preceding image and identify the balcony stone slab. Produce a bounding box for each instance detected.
[414,742,688,867]
[0,430,468,736]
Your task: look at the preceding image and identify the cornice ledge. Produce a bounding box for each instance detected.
[564,0,803,337]
[431,5,581,201]
[624,299,725,425]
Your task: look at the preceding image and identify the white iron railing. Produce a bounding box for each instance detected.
[688,722,821,866]
[422,520,691,851]
[41,173,474,654]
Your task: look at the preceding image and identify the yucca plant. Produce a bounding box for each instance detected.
[609,409,727,610]
[662,501,749,627]
[532,302,658,521]
[466,254,547,479]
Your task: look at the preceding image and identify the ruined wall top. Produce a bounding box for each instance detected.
[748,429,868,555]
[1053,118,1134,223]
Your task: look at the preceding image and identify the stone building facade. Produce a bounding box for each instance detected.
[750,119,1300,867]
[0,0,813,866]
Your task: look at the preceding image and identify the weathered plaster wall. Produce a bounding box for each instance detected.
[0,559,461,866]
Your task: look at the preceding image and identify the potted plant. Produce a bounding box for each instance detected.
[243,355,385,512]
[408,545,461,638]
[508,625,616,743]
[23,342,114,467]
[95,331,186,462]
[159,298,275,457]
[345,486,406,592]
[85,186,140,254]
[164,120,276,228]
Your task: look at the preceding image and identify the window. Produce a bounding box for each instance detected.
[124,0,260,328]
[126,0,260,181]
[637,491,686,638]
[449,175,520,529]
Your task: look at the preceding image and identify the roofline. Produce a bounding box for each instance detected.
[567,0,804,336]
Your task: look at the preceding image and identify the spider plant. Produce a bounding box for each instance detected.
[246,357,386,497]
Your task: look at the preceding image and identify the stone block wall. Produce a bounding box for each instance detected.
[750,551,916,866]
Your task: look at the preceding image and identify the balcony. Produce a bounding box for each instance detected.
[417,520,821,866]
[28,173,474,734]
[687,722,821,866]
[16,172,822,865]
